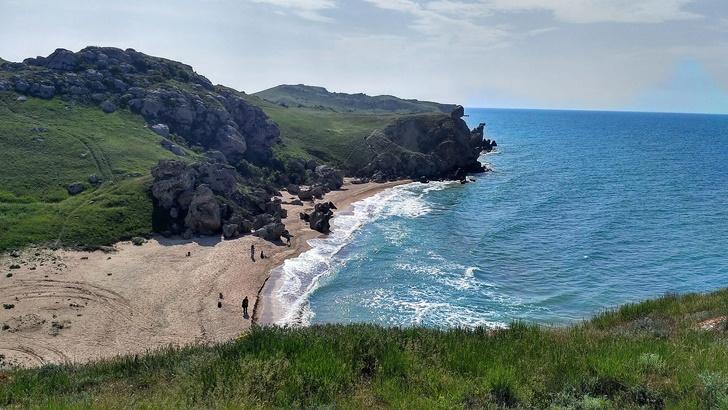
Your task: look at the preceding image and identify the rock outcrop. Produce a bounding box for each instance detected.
[2,47,280,164]
[360,107,494,180]
[303,201,337,233]
[151,159,284,238]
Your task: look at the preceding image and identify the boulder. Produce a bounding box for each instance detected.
[131,237,146,246]
[67,183,84,195]
[44,49,79,71]
[222,223,239,239]
[150,123,170,137]
[88,174,99,184]
[254,222,285,242]
[287,184,301,195]
[184,185,221,235]
[307,202,336,233]
[311,185,324,199]
[351,177,369,185]
[100,100,117,113]
[315,165,344,190]
[29,84,55,99]
[371,171,387,183]
[298,188,314,201]
[151,160,197,209]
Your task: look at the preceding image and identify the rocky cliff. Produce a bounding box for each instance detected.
[0,47,279,164]
[360,106,496,181]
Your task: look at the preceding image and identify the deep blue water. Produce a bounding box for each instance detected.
[272,109,728,327]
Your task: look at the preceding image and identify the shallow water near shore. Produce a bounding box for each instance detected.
[273,108,728,327]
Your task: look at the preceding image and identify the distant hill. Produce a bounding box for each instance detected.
[254,84,456,114]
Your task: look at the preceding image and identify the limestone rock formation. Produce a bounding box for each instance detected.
[4,46,281,164]
[184,185,221,235]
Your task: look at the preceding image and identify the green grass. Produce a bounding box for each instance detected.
[244,94,398,170]
[4,289,728,408]
[0,92,188,250]
[254,84,454,115]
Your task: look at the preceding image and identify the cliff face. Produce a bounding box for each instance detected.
[360,107,496,180]
[0,47,280,164]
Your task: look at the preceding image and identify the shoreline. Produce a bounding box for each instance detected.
[253,180,410,326]
[0,179,407,367]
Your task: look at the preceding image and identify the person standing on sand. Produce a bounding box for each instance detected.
[242,296,249,317]
[250,244,255,262]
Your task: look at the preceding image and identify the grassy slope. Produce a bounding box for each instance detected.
[0,92,186,251]
[254,84,454,115]
[4,290,728,408]
[243,94,398,170]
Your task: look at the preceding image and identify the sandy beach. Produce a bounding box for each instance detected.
[0,180,406,367]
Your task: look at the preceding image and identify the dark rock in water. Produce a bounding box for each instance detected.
[100,100,117,113]
[222,223,238,239]
[67,183,84,195]
[151,123,170,137]
[184,185,221,235]
[451,105,465,119]
[418,176,429,184]
[254,222,285,242]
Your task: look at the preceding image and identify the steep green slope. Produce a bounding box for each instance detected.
[255,84,456,114]
[4,289,728,408]
[0,92,188,250]
[243,93,399,170]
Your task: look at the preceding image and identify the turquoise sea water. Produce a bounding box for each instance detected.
[271,109,728,327]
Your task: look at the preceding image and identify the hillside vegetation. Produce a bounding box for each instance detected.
[4,289,728,408]
[0,92,185,251]
[242,93,398,169]
[255,84,456,114]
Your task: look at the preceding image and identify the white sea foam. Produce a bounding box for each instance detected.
[266,181,456,326]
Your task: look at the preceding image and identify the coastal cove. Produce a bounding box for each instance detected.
[265,108,728,328]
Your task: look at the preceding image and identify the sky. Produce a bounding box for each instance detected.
[1,0,727,113]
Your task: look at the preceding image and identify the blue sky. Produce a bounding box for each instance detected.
[1,0,727,113]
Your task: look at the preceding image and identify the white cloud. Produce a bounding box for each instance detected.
[250,0,336,21]
[365,0,701,25]
[484,0,701,24]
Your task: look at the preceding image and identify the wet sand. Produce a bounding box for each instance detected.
[0,180,406,367]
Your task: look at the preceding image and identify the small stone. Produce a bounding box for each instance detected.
[9,264,20,270]
[5,273,12,278]
[131,237,146,246]
[2,304,14,310]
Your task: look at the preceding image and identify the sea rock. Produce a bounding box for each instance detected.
[67,183,85,195]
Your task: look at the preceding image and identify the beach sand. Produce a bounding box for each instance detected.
[0,180,407,367]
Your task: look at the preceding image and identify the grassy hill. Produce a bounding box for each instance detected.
[0,92,189,251]
[255,84,456,115]
[4,289,728,408]
[243,93,400,170]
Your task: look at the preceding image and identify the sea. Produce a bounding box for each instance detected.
[267,108,728,328]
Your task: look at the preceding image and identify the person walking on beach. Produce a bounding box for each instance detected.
[242,296,249,318]
[250,244,255,262]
